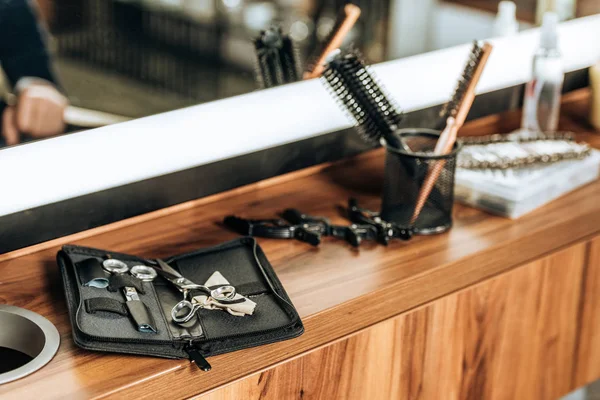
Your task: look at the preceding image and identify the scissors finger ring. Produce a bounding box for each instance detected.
[171,300,200,324]
[210,285,237,303]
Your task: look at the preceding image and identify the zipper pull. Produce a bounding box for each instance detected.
[185,347,212,371]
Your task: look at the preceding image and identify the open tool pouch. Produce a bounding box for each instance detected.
[57,237,304,370]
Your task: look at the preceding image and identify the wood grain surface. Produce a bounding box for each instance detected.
[0,90,599,399]
[573,238,600,389]
[199,238,600,400]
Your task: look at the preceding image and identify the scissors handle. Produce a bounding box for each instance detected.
[185,284,237,300]
[171,300,200,324]
[153,259,238,302]
[171,285,239,324]
[208,285,237,303]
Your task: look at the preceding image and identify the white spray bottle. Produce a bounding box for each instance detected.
[521,12,564,133]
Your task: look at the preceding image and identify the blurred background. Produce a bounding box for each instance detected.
[0,0,598,139]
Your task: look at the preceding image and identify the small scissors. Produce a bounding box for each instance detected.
[152,259,238,324]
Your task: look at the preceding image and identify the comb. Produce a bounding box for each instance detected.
[411,41,493,224]
[322,49,403,146]
[254,26,301,89]
[304,4,361,80]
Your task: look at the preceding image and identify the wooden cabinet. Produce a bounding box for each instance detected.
[200,237,600,400]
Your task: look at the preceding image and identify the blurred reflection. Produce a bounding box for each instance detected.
[0,0,394,148]
[0,0,68,146]
[41,0,389,117]
[0,0,594,149]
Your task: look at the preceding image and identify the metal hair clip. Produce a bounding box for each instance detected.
[347,198,413,244]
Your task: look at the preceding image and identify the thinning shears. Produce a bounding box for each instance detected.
[152,259,238,324]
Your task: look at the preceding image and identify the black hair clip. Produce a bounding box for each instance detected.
[281,209,378,247]
[223,215,322,246]
[224,200,413,248]
[347,198,413,244]
[224,212,378,247]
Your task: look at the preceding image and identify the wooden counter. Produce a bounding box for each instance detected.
[1,90,600,399]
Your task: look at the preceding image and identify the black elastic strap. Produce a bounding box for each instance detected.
[85,297,128,316]
[107,274,145,294]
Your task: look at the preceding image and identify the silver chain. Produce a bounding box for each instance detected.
[458,131,592,169]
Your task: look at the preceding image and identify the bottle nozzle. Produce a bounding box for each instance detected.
[494,1,518,37]
[540,11,559,50]
[498,1,516,20]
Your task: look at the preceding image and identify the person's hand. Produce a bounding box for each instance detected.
[2,78,68,145]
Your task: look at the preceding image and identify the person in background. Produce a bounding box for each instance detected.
[0,0,68,146]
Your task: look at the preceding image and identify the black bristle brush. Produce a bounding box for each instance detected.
[321,48,403,147]
[254,26,302,89]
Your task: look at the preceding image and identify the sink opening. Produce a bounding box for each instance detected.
[0,306,60,385]
[0,347,34,374]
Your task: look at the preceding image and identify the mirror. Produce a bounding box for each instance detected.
[0,0,596,149]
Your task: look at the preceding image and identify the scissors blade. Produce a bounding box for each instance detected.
[155,259,182,278]
[153,259,201,290]
[151,259,187,284]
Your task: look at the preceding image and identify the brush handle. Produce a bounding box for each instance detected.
[433,118,457,154]
[304,4,361,80]
[410,120,457,225]
[410,159,447,225]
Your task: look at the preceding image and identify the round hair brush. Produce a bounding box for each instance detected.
[254,26,301,89]
[322,49,403,147]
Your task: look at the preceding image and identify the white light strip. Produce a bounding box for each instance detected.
[1,14,599,217]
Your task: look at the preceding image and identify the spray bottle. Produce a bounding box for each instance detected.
[521,12,564,132]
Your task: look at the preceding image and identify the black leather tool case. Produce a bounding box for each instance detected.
[57,237,304,370]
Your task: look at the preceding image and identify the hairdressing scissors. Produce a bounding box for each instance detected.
[151,259,237,324]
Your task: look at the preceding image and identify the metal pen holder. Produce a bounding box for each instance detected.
[380,129,461,235]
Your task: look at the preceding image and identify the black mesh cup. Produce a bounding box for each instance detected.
[380,129,461,235]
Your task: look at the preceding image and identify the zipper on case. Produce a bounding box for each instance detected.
[185,343,212,371]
